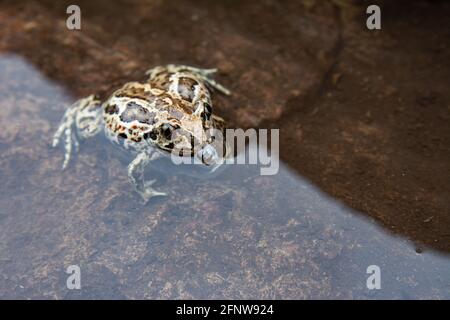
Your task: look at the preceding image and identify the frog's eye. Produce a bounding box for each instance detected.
[201,103,212,121]
[161,123,176,140]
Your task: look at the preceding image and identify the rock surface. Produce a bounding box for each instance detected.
[0,0,449,299]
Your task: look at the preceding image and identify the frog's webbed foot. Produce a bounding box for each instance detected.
[127,152,167,203]
[143,179,167,199]
[52,95,102,169]
[146,64,231,96]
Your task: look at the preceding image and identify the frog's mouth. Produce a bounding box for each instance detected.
[161,127,228,168]
[196,139,231,171]
[168,139,224,166]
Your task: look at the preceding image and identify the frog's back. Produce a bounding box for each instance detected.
[149,70,213,113]
[102,82,167,153]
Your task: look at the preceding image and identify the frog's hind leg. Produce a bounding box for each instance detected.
[146,64,231,96]
[127,151,167,203]
[52,95,102,169]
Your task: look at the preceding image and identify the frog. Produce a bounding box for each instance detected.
[52,64,231,202]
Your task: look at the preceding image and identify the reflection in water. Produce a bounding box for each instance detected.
[0,55,448,299]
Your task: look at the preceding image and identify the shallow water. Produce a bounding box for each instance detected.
[0,55,448,299]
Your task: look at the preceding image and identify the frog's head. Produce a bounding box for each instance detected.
[147,105,226,166]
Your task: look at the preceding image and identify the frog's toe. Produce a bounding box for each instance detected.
[66,136,75,168]
[145,180,167,195]
[200,68,218,75]
[53,124,78,170]
[139,187,167,204]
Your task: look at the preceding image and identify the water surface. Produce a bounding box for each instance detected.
[0,55,448,299]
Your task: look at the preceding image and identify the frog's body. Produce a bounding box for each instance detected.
[53,65,230,202]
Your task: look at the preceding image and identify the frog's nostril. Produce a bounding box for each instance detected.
[197,144,219,166]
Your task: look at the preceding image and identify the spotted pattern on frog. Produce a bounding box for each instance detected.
[52,65,231,203]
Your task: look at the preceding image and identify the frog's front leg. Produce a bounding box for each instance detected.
[52,95,102,169]
[127,151,167,203]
